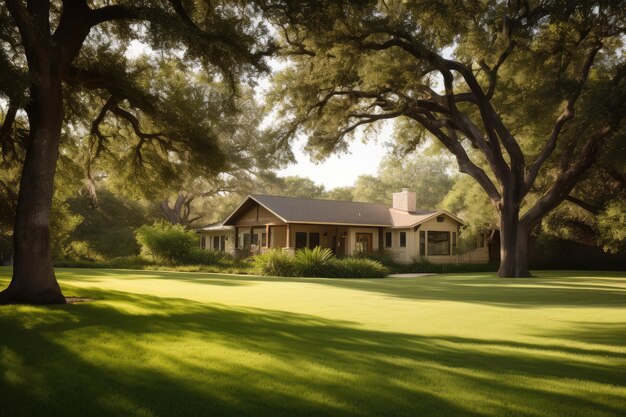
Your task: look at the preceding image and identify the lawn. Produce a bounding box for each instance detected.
[0,268,625,417]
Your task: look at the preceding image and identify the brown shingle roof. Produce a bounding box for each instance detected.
[250,194,393,225]
[218,194,462,229]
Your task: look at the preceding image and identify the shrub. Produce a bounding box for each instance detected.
[293,247,335,277]
[135,222,197,264]
[253,249,298,277]
[65,240,105,262]
[402,257,437,273]
[356,250,397,267]
[107,255,153,269]
[182,247,229,265]
[396,257,497,273]
[253,248,388,278]
[331,257,388,278]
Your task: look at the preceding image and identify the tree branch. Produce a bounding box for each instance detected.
[524,42,603,192]
[406,109,501,204]
[0,101,18,156]
[564,195,600,215]
[521,124,614,228]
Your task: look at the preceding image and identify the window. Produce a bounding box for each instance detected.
[385,232,392,248]
[295,232,307,249]
[452,232,457,255]
[428,231,450,255]
[355,233,372,253]
[436,216,445,223]
[213,236,219,251]
[243,233,250,249]
[261,232,267,247]
[251,233,259,246]
[220,235,226,252]
[399,232,407,248]
[309,232,320,249]
[201,236,206,249]
[419,231,425,256]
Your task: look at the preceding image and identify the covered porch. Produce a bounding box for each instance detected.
[234,223,383,256]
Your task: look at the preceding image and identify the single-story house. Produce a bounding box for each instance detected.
[197,189,489,264]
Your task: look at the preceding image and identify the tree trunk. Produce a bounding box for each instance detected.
[0,73,66,304]
[497,203,531,278]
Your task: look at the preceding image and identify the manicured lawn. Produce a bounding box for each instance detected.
[1,268,625,417]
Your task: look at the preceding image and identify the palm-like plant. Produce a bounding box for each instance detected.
[294,247,334,277]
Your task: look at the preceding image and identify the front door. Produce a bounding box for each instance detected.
[355,233,373,253]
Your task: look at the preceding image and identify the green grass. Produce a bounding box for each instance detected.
[1,268,625,417]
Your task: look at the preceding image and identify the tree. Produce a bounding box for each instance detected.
[353,152,454,209]
[269,0,626,277]
[0,0,274,303]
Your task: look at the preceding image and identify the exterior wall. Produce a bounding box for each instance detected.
[199,229,236,254]
[230,202,285,227]
[417,215,460,264]
[287,224,341,251]
[270,225,287,249]
[385,228,413,263]
[346,226,381,255]
[382,215,490,264]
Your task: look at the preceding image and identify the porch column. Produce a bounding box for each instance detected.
[266,224,270,248]
[285,223,290,248]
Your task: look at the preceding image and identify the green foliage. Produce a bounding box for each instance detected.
[66,188,154,259]
[254,248,388,278]
[441,176,497,234]
[253,249,298,277]
[355,250,397,267]
[184,247,230,265]
[135,222,198,264]
[293,247,335,277]
[354,153,455,209]
[598,200,626,254]
[330,257,388,278]
[396,257,497,274]
[64,241,105,262]
[54,255,153,270]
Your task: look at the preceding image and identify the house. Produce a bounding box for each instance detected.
[197,189,490,264]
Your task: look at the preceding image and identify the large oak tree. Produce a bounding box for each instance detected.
[269,0,626,277]
[0,0,274,304]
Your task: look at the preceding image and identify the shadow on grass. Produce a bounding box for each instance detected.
[1,289,625,417]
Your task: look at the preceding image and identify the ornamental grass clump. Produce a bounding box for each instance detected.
[253,249,298,277]
[293,247,335,277]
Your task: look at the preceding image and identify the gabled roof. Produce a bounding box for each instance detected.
[196,220,234,232]
[224,194,393,226]
[219,194,464,228]
[389,208,464,228]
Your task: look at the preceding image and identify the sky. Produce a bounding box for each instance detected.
[278,124,394,189]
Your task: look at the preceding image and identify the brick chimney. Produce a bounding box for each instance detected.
[392,188,416,212]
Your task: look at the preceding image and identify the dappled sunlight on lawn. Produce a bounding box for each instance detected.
[0,267,625,417]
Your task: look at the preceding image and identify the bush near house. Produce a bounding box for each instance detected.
[135,222,237,267]
[135,222,198,264]
[254,248,388,278]
[252,249,298,277]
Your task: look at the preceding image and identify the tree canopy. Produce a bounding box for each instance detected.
[268,0,626,276]
[0,0,282,303]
